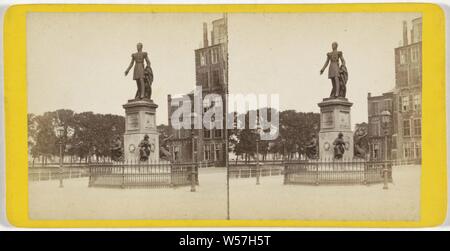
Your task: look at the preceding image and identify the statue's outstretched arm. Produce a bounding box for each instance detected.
[125,56,134,75]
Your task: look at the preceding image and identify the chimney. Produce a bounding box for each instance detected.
[402,21,408,46]
[203,22,208,48]
[368,92,371,98]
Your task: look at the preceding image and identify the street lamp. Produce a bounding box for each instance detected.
[56,126,65,188]
[380,110,391,190]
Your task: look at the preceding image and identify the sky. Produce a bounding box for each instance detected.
[27,12,421,126]
[228,12,421,126]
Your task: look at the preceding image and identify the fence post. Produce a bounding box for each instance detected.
[169,161,174,187]
[283,162,288,185]
[315,160,319,185]
[383,162,389,190]
[121,165,125,189]
[362,159,368,185]
[88,160,92,187]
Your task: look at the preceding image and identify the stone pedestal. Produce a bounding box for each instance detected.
[318,98,353,159]
[123,99,159,161]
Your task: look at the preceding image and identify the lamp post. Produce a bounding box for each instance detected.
[255,125,262,185]
[380,110,391,190]
[56,126,64,188]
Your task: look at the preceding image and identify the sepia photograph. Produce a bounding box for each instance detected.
[226,13,422,221]
[26,11,422,221]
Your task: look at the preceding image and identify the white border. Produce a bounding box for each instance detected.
[0,0,448,231]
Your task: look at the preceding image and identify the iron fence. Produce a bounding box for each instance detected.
[283,158,393,185]
[29,167,89,181]
[88,161,199,189]
[229,161,284,179]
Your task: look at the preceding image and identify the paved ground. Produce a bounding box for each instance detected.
[229,165,420,221]
[29,165,420,221]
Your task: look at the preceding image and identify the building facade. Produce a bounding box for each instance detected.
[167,15,228,165]
[367,92,395,160]
[368,17,422,162]
[394,17,422,162]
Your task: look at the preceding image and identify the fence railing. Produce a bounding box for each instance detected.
[229,161,284,179]
[88,161,199,189]
[29,167,89,182]
[283,158,393,185]
[391,158,421,166]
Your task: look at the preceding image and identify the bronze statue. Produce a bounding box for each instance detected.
[138,134,151,161]
[305,133,319,159]
[125,43,153,100]
[320,42,347,98]
[333,132,346,159]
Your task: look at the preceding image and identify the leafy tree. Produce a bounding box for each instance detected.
[28,110,125,163]
[231,109,320,161]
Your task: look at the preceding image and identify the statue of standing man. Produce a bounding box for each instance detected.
[320,42,348,98]
[125,43,153,100]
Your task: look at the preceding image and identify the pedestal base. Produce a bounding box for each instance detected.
[318,97,354,159]
[318,131,354,160]
[123,99,159,162]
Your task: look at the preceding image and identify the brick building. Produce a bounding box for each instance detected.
[394,18,422,162]
[367,92,395,160]
[368,17,422,162]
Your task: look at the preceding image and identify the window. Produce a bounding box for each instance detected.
[414,142,421,159]
[214,129,222,138]
[414,118,421,136]
[369,121,380,137]
[212,70,220,87]
[370,102,379,115]
[391,135,397,149]
[210,144,214,161]
[403,120,411,136]
[413,94,421,111]
[402,96,409,112]
[400,50,407,64]
[204,145,211,160]
[201,72,209,88]
[403,142,411,159]
[203,129,211,139]
[383,99,392,112]
[215,143,221,161]
[411,47,419,62]
[211,48,219,64]
[372,143,380,159]
[200,51,206,66]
